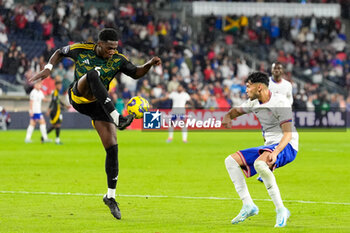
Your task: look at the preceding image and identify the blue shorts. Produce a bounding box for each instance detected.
[236,143,297,178]
[31,113,43,120]
[171,114,185,121]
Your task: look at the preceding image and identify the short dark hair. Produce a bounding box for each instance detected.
[98,28,119,42]
[246,71,269,87]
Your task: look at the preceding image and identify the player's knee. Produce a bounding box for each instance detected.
[254,160,268,174]
[86,69,99,82]
[225,155,239,168]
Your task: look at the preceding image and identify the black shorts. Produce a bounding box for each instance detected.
[68,82,113,123]
[49,111,62,125]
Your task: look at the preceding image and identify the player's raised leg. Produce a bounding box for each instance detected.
[94,120,121,219]
[77,70,133,130]
[225,153,258,224]
[254,152,289,227]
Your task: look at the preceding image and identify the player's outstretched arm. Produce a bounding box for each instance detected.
[29,49,64,83]
[222,107,245,128]
[132,57,162,79]
[151,93,169,104]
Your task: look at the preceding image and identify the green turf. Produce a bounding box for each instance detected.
[0,129,349,232]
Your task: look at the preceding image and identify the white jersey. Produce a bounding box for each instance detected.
[269,77,293,105]
[29,89,45,114]
[240,92,299,151]
[169,91,191,114]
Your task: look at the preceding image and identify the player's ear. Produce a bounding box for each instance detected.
[257,83,262,92]
[97,40,103,47]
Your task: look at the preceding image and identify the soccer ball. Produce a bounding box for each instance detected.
[127,96,150,119]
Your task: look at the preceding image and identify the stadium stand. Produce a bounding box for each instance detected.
[0,0,350,113]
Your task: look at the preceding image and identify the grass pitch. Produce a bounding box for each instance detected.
[0,129,349,232]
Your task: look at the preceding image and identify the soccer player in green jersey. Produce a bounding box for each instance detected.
[44,80,67,144]
[30,28,161,220]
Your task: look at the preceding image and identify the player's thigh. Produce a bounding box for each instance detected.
[39,118,46,124]
[94,120,117,149]
[229,152,244,166]
[29,119,36,126]
[76,74,94,99]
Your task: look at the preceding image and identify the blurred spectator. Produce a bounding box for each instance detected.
[0,50,4,72]
[346,96,350,112]
[0,0,348,114]
[0,106,11,130]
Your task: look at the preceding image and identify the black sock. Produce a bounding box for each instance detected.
[55,128,60,138]
[86,70,115,114]
[105,144,119,189]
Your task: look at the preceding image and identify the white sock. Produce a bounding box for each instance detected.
[254,160,284,210]
[25,125,34,140]
[107,188,116,199]
[40,124,48,140]
[225,156,254,205]
[110,110,120,126]
[182,127,187,141]
[168,127,174,139]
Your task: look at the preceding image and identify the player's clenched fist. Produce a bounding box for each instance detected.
[150,57,161,66]
[222,114,232,128]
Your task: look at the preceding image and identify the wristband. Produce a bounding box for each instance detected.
[44,63,53,71]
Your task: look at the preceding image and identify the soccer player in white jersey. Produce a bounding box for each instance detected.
[167,85,191,143]
[25,81,50,143]
[153,84,191,143]
[256,62,293,182]
[222,72,299,228]
[269,62,293,105]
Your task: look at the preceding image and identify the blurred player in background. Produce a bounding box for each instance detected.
[153,84,191,143]
[269,62,293,105]
[25,81,50,143]
[30,28,161,220]
[0,106,11,130]
[43,80,68,144]
[257,62,294,183]
[222,72,298,228]
[167,85,191,143]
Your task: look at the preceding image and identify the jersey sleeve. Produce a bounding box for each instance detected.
[59,43,91,60]
[119,54,137,77]
[286,82,293,105]
[29,91,35,100]
[185,93,191,102]
[169,92,176,100]
[239,99,254,113]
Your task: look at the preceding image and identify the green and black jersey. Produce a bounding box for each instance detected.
[59,43,137,90]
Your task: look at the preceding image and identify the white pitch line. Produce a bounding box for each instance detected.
[1,190,350,206]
